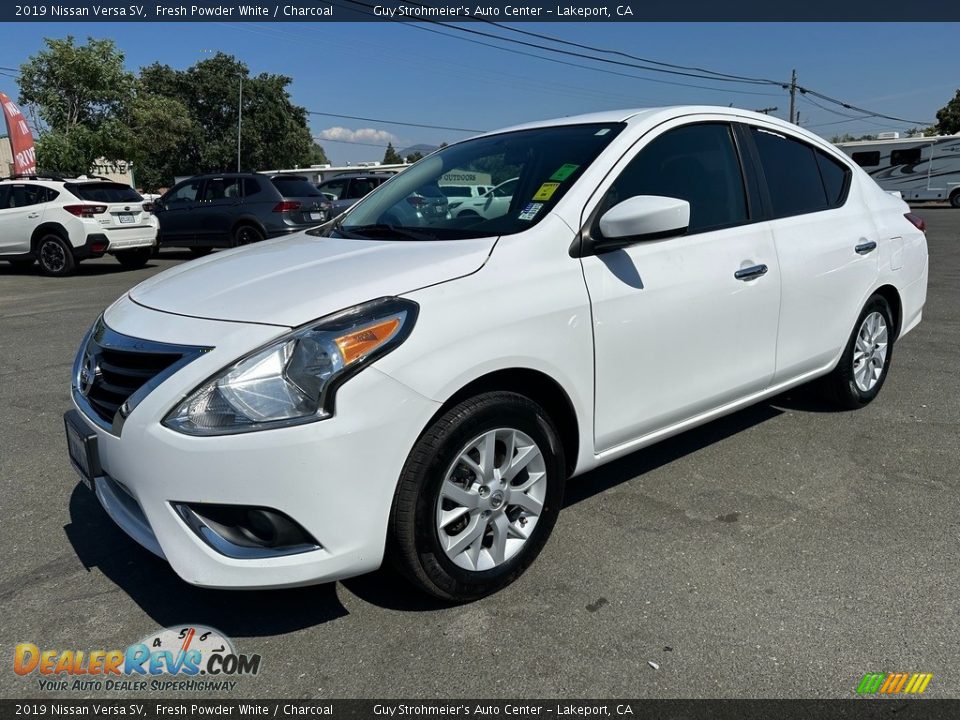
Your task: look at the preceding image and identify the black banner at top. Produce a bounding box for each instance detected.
[2,0,959,22]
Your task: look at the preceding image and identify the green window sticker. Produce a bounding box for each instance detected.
[549,164,580,182]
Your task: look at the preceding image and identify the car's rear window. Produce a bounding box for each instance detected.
[270,177,322,197]
[67,182,143,202]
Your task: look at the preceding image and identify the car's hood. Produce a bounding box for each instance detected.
[129,232,496,327]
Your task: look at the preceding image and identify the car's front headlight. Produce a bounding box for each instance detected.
[163,297,418,436]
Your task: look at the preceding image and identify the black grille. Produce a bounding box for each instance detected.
[85,346,182,423]
[75,318,208,428]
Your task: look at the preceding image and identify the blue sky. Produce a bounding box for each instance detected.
[1,22,957,165]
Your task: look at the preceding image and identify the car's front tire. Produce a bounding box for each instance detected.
[389,391,566,602]
[36,235,76,277]
[115,247,152,270]
[823,294,895,408]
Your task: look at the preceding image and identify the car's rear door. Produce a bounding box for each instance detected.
[739,123,878,382]
[196,176,242,243]
[580,119,781,452]
[0,184,47,253]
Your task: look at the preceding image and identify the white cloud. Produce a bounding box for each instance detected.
[315,126,399,145]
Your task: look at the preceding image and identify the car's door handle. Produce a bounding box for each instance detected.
[27,212,39,218]
[734,264,768,281]
[855,241,878,255]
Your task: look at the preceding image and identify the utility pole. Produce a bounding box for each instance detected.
[788,69,797,124]
[754,106,778,115]
[236,75,243,172]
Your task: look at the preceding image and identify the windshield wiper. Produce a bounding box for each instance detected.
[339,223,436,242]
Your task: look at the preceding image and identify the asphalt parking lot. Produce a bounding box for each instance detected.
[1,210,958,700]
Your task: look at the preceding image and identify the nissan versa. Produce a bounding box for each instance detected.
[64,107,928,601]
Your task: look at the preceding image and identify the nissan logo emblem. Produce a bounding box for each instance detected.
[79,353,100,396]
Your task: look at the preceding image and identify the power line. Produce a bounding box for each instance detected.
[482,19,783,86]
[344,0,780,88]
[308,110,482,134]
[331,0,783,97]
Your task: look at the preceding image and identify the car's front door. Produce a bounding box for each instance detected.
[156,178,203,240]
[580,120,781,452]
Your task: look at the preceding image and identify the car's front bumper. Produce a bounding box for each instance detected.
[68,296,440,589]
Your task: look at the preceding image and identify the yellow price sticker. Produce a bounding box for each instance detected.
[533,182,560,201]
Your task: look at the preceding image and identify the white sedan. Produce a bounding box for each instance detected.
[65,106,927,601]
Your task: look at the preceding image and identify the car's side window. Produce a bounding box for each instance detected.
[749,127,835,219]
[600,122,748,235]
[815,151,850,207]
[7,184,45,209]
[202,177,241,201]
[319,179,347,200]
[0,187,10,209]
[243,178,261,197]
[166,180,201,204]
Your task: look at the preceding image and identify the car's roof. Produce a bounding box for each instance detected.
[488,105,807,135]
[321,173,390,181]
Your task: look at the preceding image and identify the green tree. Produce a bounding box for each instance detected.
[382,142,402,164]
[141,53,315,175]
[120,91,198,191]
[405,151,424,163]
[18,36,134,172]
[307,142,329,166]
[935,89,960,135]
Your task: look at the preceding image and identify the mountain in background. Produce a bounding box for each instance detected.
[400,143,438,157]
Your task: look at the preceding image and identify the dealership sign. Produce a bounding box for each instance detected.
[0,91,36,176]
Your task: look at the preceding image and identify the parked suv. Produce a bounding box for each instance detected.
[154,173,330,255]
[317,173,393,217]
[0,175,157,276]
[65,107,927,601]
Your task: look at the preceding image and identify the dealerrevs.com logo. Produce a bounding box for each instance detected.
[14,625,261,692]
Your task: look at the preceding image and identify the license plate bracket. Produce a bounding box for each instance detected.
[64,410,101,491]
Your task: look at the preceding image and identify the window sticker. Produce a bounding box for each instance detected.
[518,202,543,221]
[533,182,560,201]
[595,128,611,136]
[549,163,580,182]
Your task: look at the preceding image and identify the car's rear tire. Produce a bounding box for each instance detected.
[7,259,34,271]
[115,247,152,270]
[233,224,264,246]
[950,190,960,209]
[188,247,212,258]
[36,235,76,277]
[388,391,566,602]
[822,294,894,409]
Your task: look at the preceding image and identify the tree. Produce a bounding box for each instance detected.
[307,143,329,166]
[18,36,134,172]
[405,151,424,163]
[121,91,198,191]
[382,142,402,164]
[141,53,315,176]
[935,89,960,135]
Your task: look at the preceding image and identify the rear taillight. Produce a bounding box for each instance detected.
[90,241,108,254]
[904,213,926,232]
[63,204,107,218]
[273,200,301,212]
[142,202,154,213]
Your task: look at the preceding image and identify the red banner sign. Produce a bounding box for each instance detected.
[1,90,37,176]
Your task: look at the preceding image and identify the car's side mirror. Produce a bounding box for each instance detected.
[587,195,690,255]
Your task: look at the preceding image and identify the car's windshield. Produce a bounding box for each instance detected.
[319,122,625,241]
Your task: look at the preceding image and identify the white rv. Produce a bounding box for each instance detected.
[836,133,960,207]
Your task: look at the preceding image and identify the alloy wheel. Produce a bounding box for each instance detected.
[435,428,547,572]
[853,311,888,392]
[40,240,66,273]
